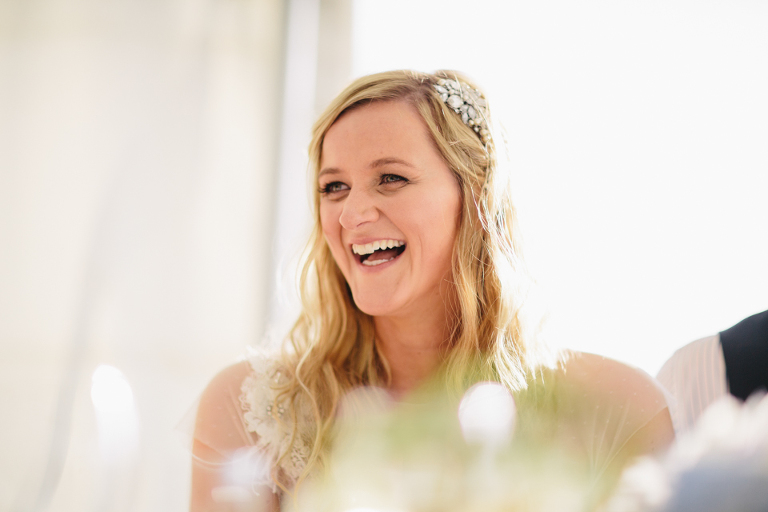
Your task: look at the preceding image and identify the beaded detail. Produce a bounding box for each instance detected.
[433,78,491,146]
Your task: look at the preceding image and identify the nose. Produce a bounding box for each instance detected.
[338,188,379,230]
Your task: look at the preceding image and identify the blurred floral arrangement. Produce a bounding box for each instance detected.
[289,383,595,512]
[285,386,768,512]
[602,393,768,512]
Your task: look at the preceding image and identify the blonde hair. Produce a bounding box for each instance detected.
[272,69,551,492]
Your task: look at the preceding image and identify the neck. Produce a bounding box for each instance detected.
[374,306,455,399]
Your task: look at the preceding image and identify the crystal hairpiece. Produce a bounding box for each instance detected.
[434,78,491,146]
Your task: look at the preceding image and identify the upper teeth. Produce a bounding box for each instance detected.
[352,240,404,255]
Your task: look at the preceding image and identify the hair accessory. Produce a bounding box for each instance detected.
[434,78,491,145]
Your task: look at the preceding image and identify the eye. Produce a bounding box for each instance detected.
[380,174,408,185]
[319,181,348,195]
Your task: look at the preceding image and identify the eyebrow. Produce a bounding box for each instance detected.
[318,167,341,179]
[369,157,415,170]
[318,157,415,179]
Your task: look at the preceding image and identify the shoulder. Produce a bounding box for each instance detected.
[194,351,284,451]
[656,334,727,434]
[656,334,723,387]
[557,351,673,452]
[198,360,253,407]
[193,360,258,456]
[199,350,284,404]
[560,350,666,402]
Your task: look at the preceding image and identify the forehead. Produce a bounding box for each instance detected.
[320,100,439,171]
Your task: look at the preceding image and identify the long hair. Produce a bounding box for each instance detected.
[271,69,553,492]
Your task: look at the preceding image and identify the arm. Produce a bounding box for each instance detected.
[190,361,280,512]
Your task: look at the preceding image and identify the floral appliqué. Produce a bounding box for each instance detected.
[239,350,312,491]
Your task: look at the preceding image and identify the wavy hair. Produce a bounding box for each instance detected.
[271,69,553,493]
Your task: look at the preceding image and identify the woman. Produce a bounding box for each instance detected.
[190,70,674,511]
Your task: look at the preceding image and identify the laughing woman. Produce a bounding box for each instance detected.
[190,70,674,511]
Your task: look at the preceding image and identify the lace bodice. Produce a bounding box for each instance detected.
[238,351,312,490]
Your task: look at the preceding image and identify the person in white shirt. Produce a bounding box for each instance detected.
[657,309,768,434]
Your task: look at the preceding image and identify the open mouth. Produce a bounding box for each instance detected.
[352,240,406,267]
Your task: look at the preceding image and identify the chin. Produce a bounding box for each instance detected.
[350,293,402,318]
[352,301,392,318]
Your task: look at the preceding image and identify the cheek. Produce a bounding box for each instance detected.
[319,202,337,236]
[419,190,462,251]
[320,204,345,259]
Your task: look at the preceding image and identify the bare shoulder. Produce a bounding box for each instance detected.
[194,359,259,456]
[198,360,253,406]
[560,350,667,406]
[560,351,674,455]
[197,350,284,415]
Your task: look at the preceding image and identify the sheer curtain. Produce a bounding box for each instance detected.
[0,0,350,510]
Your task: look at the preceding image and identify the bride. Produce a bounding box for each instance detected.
[190,70,674,511]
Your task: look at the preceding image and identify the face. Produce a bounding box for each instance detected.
[318,100,462,319]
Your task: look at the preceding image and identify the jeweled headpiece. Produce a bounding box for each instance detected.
[433,78,491,146]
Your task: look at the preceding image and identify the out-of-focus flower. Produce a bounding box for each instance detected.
[603,393,768,512]
[290,384,593,512]
[458,382,516,446]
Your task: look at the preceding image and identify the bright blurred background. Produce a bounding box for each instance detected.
[1,0,766,510]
